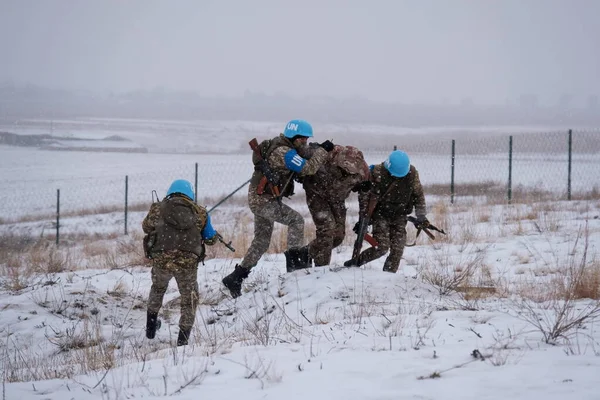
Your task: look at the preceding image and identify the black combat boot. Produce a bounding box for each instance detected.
[296,246,312,270]
[343,257,361,267]
[177,326,192,346]
[285,246,312,272]
[284,248,300,272]
[146,311,160,339]
[222,264,250,298]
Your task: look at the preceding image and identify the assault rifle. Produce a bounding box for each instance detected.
[249,138,282,205]
[406,216,446,246]
[346,194,379,267]
[214,231,235,252]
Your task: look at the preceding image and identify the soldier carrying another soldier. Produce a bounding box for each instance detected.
[142,179,218,346]
[221,119,333,298]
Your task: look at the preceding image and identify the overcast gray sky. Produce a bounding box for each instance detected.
[1,0,599,105]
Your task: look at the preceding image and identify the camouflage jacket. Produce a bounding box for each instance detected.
[248,134,328,205]
[303,145,370,202]
[359,163,426,219]
[142,195,217,259]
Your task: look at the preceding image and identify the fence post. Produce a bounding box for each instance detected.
[567,129,572,200]
[508,135,513,204]
[124,175,128,235]
[194,162,199,204]
[56,189,60,246]
[450,139,455,204]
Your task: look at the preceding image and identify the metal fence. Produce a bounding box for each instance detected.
[1,129,599,243]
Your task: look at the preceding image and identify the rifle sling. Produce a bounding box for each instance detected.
[364,180,397,218]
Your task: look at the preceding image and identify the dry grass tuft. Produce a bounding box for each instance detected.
[418,244,488,296]
[511,226,600,343]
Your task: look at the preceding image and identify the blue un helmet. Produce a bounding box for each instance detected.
[283,119,313,138]
[383,150,411,177]
[166,179,195,201]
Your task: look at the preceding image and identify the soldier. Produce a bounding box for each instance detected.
[221,119,333,298]
[345,150,429,273]
[299,145,371,268]
[142,179,218,346]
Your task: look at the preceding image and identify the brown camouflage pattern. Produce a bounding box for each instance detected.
[239,199,305,269]
[359,164,426,218]
[241,134,329,271]
[303,145,370,266]
[356,163,426,272]
[142,195,216,331]
[147,251,199,330]
[142,197,217,246]
[247,134,328,209]
[306,195,347,266]
[303,145,369,201]
[355,216,407,273]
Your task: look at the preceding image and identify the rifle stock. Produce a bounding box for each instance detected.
[249,138,281,198]
[363,232,379,247]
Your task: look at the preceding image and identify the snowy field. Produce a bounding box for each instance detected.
[1,118,598,223]
[1,119,600,399]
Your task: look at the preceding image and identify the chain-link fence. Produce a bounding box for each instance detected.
[363,129,599,203]
[1,129,599,242]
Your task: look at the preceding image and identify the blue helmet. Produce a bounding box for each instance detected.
[384,150,410,177]
[283,119,313,138]
[166,179,195,201]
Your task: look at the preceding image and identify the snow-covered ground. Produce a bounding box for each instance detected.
[1,119,600,399]
[1,198,600,399]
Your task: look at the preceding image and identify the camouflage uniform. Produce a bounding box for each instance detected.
[240,134,328,270]
[355,163,426,273]
[222,133,330,299]
[302,145,370,266]
[142,195,216,342]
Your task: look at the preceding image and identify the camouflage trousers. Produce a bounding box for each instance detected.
[240,199,304,269]
[357,215,407,273]
[306,194,346,266]
[147,251,199,331]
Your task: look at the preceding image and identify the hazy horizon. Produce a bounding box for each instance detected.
[2,0,600,107]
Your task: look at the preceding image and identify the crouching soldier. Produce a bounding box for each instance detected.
[299,145,371,268]
[345,150,429,273]
[142,179,218,346]
[222,119,332,298]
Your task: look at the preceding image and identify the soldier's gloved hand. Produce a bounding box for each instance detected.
[415,215,430,230]
[352,221,360,234]
[352,180,372,192]
[320,140,334,152]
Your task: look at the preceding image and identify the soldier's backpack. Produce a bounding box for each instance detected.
[329,145,370,181]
